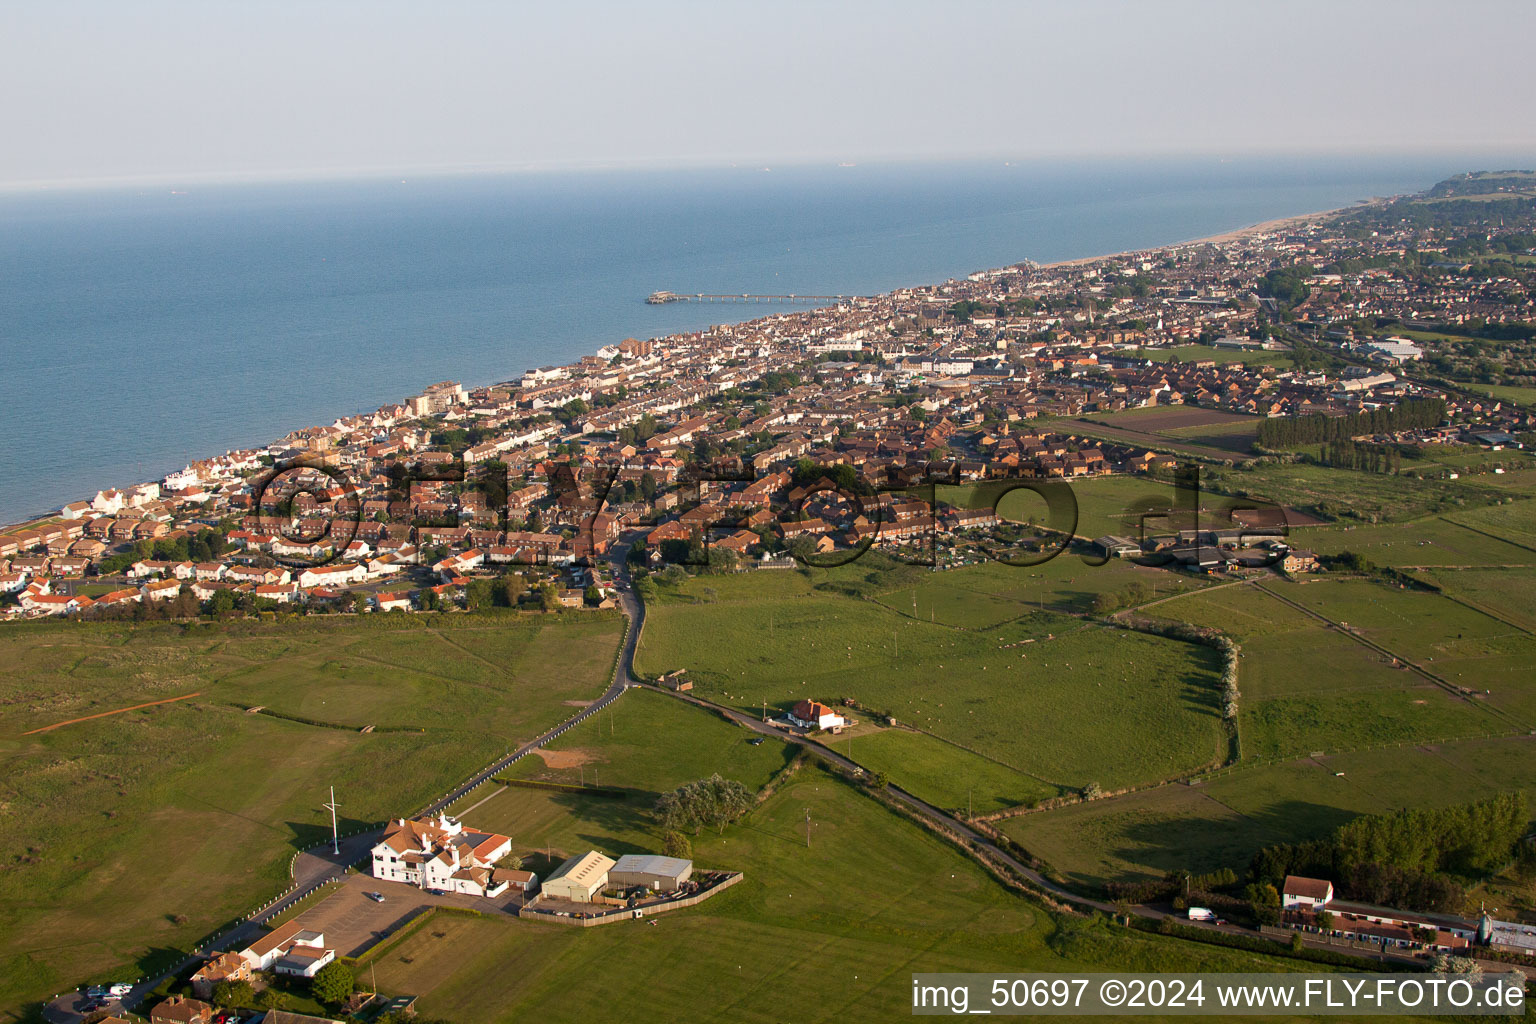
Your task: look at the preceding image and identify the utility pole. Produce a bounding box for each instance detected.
[324,786,341,856]
[804,807,812,848]
[968,787,972,819]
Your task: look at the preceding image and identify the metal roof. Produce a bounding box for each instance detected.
[611,854,692,878]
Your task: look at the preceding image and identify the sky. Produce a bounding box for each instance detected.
[4,0,1536,188]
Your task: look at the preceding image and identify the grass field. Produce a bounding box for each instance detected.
[1415,567,1536,632]
[636,568,1228,791]
[831,726,1060,815]
[1076,405,1265,455]
[1444,499,1536,552]
[0,612,623,1015]
[1476,383,1536,406]
[1286,517,1536,568]
[1003,734,1536,891]
[377,697,1338,1024]
[1000,571,1536,891]
[1201,462,1508,524]
[873,558,1207,625]
[1121,345,1296,369]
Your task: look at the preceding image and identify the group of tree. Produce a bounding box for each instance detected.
[98,527,231,575]
[1314,439,1403,474]
[655,774,753,835]
[1088,580,1156,615]
[1250,792,1529,913]
[1255,398,1446,449]
[615,412,660,447]
[1257,264,1316,307]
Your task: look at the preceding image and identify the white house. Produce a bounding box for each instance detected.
[1281,875,1334,910]
[788,699,847,731]
[296,563,363,589]
[371,814,514,897]
[92,489,126,514]
[373,591,413,613]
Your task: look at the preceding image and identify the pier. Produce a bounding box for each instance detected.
[647,291,861,305]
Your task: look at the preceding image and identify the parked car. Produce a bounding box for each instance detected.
[365,891,386,903]
[427,888,446,896]
[108,984,133,997]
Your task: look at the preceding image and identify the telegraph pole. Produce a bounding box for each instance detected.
[804,807,812,848]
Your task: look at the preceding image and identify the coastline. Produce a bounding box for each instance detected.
[1,197,1378,531]
[1034,199,1380,272]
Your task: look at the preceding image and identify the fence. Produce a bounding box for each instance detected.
[518,872,743,928]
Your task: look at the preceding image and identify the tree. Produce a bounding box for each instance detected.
[211,980,254,1010]
[1244,881,1281,926]
[311,961,354,1005]
[655,774,753,835]
[1290,931,1305,952]
[1315,910,1335,933]
[256,988,288,1012]
[640,472,658,501]
[1080,781,1103,801]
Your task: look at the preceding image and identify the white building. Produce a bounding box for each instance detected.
[1281,875,1334,910]
[371,814,514,897]
[788,699,847,731]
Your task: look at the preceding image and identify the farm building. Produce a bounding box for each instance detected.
[542,850,615,902]
[609,854,694,892]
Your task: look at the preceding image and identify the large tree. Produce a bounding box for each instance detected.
[656,774,753,835]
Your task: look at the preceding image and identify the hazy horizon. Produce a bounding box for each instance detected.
[5,0,1535,189]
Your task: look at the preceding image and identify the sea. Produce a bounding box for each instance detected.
[0,153,1516,525]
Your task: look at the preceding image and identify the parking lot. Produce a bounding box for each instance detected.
[288,873,523,956]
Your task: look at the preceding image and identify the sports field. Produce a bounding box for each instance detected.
[0,613,623,1014]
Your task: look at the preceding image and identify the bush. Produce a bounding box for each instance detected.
[661,829,692,860]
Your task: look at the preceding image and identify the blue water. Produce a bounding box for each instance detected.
[0,154,1508,524]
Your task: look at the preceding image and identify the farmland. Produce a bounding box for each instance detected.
[634,566,1229,791]
[1004,735,1536,892]
[0,612,624,1014]
[1002,570,1536,890]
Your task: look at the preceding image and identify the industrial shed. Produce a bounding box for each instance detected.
[610,854,693,892]
[541,850,614,903]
